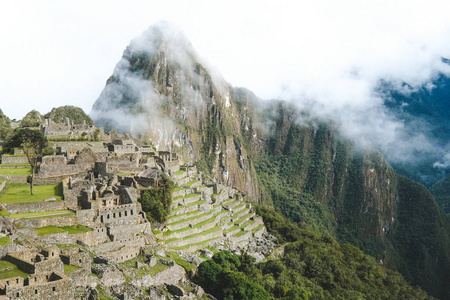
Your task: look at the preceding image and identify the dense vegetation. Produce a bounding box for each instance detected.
[0,108,11,141]
[195,207,433,300]
[253,101,450,299]
[139,174,174,222]
[20,110,43,127]
[392,176,450,299]
[429,174,450,216]
[44,105,94,125]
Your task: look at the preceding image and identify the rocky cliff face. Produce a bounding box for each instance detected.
[91,22,260,199]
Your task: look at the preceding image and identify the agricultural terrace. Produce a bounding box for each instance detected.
[0,183,63,203]
[0,168,32,175]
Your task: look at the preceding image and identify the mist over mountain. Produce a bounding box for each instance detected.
[91,22,450,299]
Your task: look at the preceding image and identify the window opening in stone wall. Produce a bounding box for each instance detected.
[16,292,19,297]
[131,210,133,215]
[113,213,116,218]
[53,286,55,292]
[101,216,103,222]
[35,289,38,294]
[125,211,127,216]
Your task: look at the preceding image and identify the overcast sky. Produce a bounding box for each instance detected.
[1,0,450,120]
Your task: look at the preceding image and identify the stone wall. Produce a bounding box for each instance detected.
[35,257,64,274]
[38,163,90,178]
[4,201,66,214]
[17,215,77,229]
[5,272,73,300]
[0,175,28,183]
[98,203,141,226]
[105,245,141,263]
[75,209,96,226]
[5,253,35,274]
[1,156,29,164]
[67,267,90,288]
[0,180,6,193]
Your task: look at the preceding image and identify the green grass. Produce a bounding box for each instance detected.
[224,225,240,234]
[173,186,186,192]
[164,214,217,237]
[167,251,197,271]
[169,211,211,226]
[152,228,161,234]
[0,236,12,245]
[64,264,80,274]
[115,172,133,177]
[174,170,186,176]
[170,237,222,251]
[10,209,71,219]
[0,260,30,279]
[168,210,202,220]
[0,163,29,167]
[182,225,222,240]
[233,230,248,238]
[0,207,9,217]
[241,219,255,229]
[0,183,63,203]
[0,168,32,175]
[252,224,264,233]
[62,225,93,234]
[184,180,199,187]
[186,199,206,207]
[37,225,92,236]
[149,263,170,275]
[184,193,200,199]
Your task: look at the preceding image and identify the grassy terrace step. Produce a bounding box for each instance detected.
[169,237,222,251]
[0,183,63,204]
[171,199,206,213]
[241,219,255,229]
[36,225,93,236]
[164,210,228,237]
[166,225,223,246]
[167,210,203,222]
[174,170,186,176]
[231,206,249,219]
[10,209,74,219]
[223,224,240,235]
[235,213,254,226]
[215,198,237,208]
[233,229,250,238]
[168,211,212,227]
[182,179,200,187]
[252,224,264,233]
[0,168,31,175]
[172,193,201,204]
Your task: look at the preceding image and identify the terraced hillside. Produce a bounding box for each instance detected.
[154,166,266,252]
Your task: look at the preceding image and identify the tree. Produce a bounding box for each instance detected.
[5,128,47,195]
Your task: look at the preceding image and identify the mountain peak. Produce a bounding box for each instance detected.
[125,20,195,62]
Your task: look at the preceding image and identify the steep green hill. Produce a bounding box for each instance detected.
[252,100,450,299]
[429,174,450,216]
[0,108,11,141]
[44,105,94,125]
[20,109,43,127]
